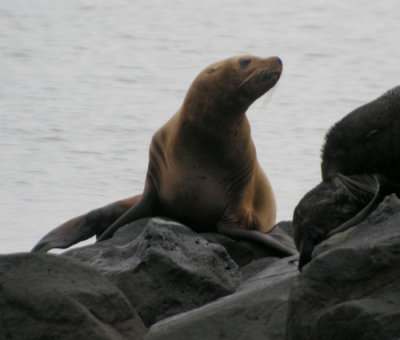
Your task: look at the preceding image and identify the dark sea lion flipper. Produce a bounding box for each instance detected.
[294,174,383,271]
[327,174,381,237]
[31,195,142,253]
[97,190,159,242]
[217,223,298,257]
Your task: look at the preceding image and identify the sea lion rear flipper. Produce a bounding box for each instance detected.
[217,222,298,257]
[31,195,142,253]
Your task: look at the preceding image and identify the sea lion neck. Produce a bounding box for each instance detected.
[175,103,251,148]
[181,77,249,121]
[180,95,249,129]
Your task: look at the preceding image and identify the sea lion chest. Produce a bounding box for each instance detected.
[147,115,252,230]
[161,160,228,227]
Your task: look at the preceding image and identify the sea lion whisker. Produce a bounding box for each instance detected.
[239,65,277,89]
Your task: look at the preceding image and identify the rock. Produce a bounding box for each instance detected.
[65,218,241,327]
[146,255,298,340]
[287,194,400,340]
[240,257,280,282]
[0,253,146,340]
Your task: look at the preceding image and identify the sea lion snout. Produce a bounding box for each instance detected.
[239,57,282,100]
[260,56,282,75]
[262,57,283,82]
[271,56,282,66]
[267,56,283,70]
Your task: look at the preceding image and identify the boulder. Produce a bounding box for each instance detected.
[286,194,400,340]
[146,255,298,340]
[0,253,146,340]
[65,218,241,327]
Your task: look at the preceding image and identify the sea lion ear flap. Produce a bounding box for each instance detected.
[328,174,381,237]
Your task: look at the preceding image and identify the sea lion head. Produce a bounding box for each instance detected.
[321,85,400,182]
[183,55,282,115]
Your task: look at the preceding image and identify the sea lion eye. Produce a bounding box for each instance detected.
[239,58,251,68]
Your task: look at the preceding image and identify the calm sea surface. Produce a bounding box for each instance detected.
[1,0,399,253]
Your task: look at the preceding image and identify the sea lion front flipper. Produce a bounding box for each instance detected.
[217,222,298,257]
[31,213,96,253]
[31,195,142,253]
[97,189,159,242]
[327,174,381,237]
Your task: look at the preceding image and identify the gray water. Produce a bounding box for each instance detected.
[1,0,399,253]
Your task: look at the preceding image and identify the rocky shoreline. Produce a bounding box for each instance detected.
[2,195,400,339]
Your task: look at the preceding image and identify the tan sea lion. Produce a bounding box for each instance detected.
[293,85,400,269]
[32,55,296,256]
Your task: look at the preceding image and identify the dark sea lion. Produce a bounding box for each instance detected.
[293,85,400,269]
[32,55,297,256]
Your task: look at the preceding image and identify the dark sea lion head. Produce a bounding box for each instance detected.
[293,174,378,270]
[321,85,400,182]
[183,55,282,116]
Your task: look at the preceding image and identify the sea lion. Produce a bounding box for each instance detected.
[293,85,400,270]
[32,55,297,256]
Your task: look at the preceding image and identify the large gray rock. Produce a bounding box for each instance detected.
[0,253,146,340]
[65,218,241,327]
[287,195,400,340]
[146,255,298,340]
